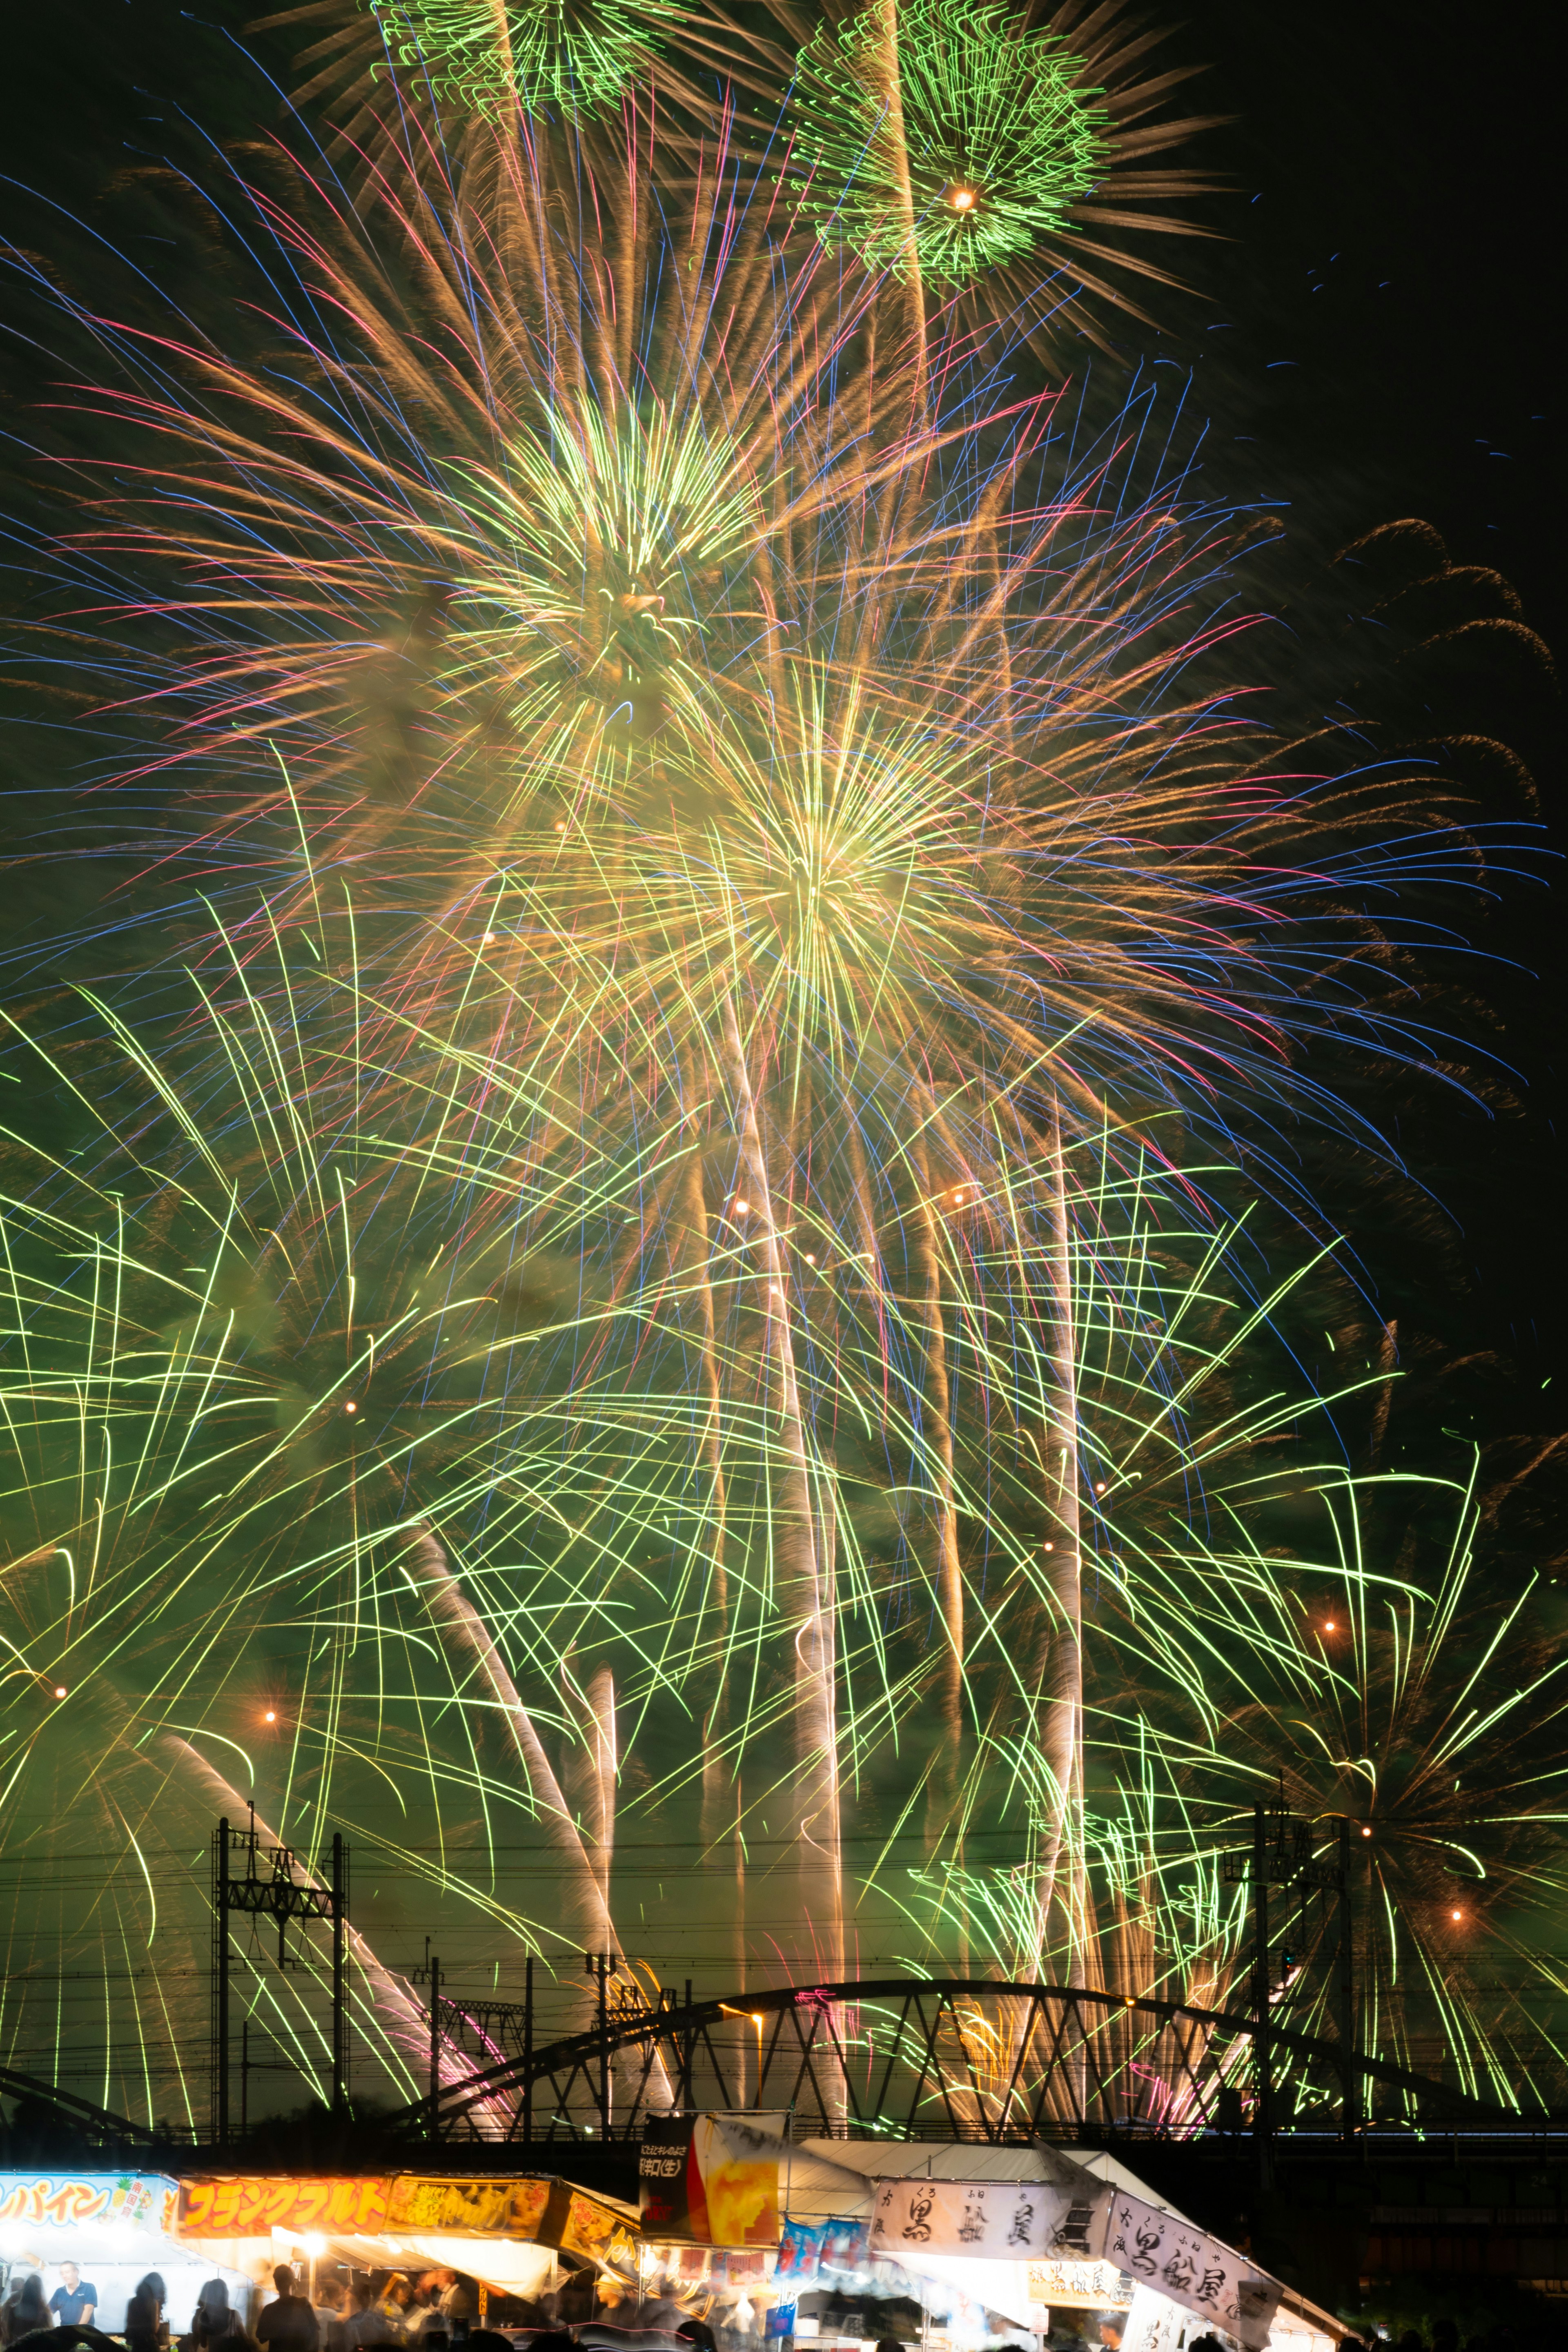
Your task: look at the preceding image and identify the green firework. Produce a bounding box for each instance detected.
[791,0,1111,284]
[371,0,679,114]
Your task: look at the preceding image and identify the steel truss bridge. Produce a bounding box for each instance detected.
[397,1976,1517,2146]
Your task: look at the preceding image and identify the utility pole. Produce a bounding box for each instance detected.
[1337,1815,1360,2140]
[586,1951,614,2137]
[1251,1800,1272,2189]
[331,1833,349,2118]
[213,1817,231,2147]
[211,1810,351,2136]
[1225,1783,1314,2195]
[522,1956,533,2146]
[428,1950,441,2114]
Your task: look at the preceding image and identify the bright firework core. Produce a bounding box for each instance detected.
[944,180,982,212]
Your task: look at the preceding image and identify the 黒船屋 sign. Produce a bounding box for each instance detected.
[870,2178,1085,2262]
[1096,2191,1281,2352]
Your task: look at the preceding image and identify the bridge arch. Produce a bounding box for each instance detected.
[396,1976,1508,2144]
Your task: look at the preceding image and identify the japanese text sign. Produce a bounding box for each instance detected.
[1026,2259,1134,2310]
[640,2115,781,2247]
[0,2175,176,2233]
[1096,2191,1282,2350]
[179,2178,391,2236]
[869,2178,1079,2261]
[384,2177,551,2238]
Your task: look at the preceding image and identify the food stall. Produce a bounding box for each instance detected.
[174,2172,641,2323]
[636,2120,1055,2352]
[636,2125,1341,2352]
[0,2171,251,2334]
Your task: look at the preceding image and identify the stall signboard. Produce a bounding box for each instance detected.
[384,2178,552,2239]
[179,2178,391,2238]
[639,2115,781,2247]
[557,2189,639,2276]
[0,2176,177,2234]
[1096,2192,1282,2352]
[1026,2259,1134,2311]
[870,2178,1080,2262]
[179,2174,564,2245]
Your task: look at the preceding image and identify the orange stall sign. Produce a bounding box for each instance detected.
[559,2189,639,2275]
[178,2178,392,2237]
[384,2177,552,2239]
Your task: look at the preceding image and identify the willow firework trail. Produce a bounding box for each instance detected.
[0,22,1546,2123]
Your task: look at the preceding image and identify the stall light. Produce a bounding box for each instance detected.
[302,2234,327,2257]
[265,1709,277,1724]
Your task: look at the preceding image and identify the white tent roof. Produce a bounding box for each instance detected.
[797,2138,1195,2220]
[784,2141,1341,2350]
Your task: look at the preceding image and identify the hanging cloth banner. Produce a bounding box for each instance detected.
[868,2177,1085,2261]
[639,2114,782,2247]
[1094,2189,1283,2351]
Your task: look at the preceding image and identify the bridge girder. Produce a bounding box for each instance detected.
[395,1976,1516,2145]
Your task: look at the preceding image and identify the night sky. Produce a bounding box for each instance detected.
[0,0,1564,2161]
[3,0,1563,1534]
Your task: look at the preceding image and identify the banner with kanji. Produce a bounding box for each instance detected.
[639,2114,782,2247]
[1095,2189,1282,2350]
[385,2176,552,2238]
[869,2177,1080,2261]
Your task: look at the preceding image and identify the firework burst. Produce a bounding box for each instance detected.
[369,0,685,116]
[0,12,1551,2133]
[791,0,1112,287]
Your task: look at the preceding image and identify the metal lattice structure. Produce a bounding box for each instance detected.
[392,1975,1511,2146]
[211,1809,351,2143]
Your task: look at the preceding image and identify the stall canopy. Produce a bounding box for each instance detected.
[791,2140,1342,2352]
[176,2173,641,2301]
[0,2172,249,2334]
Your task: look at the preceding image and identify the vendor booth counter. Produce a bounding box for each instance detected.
[637,2133,1345,2352]
[0,2174,249,2335]
[174,2174,641,2325]
[3,2145,1340,2352]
